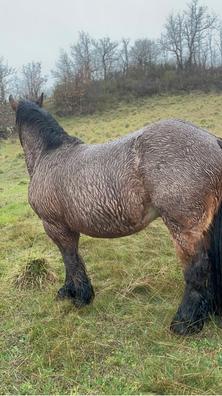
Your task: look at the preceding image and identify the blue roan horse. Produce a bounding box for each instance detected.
[9,94,222,335]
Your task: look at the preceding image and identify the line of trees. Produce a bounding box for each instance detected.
[52,0,222,115]
[1,0,222,115]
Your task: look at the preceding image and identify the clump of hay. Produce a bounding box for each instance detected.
[121,276,152,298]
[13,258,57,289]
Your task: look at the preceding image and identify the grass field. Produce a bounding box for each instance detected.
[1,93,222,395]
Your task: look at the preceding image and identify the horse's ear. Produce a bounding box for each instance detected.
[9,95,18,112]
[36,92,44,107]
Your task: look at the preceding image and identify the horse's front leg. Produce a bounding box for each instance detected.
[43,221,94,307]
[58,245,95,306]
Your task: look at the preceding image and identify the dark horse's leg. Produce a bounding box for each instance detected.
[170,245,212,335]
[43,221,94,307]
[161,212,214,335]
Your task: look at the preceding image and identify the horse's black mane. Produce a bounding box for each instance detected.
[16,100,82,150]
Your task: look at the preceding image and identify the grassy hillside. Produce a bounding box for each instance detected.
[1,93,222,395]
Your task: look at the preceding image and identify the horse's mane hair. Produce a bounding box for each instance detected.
[16,100,82,150]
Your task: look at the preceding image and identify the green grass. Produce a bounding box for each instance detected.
[1,93,222,394]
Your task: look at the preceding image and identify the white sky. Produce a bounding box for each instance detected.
[1,0,222,78]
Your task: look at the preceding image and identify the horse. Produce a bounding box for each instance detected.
[9,93,222,336]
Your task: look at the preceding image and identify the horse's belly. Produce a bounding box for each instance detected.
[72,205,159,238]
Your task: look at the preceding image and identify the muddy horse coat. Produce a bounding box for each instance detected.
[9,94,222,335]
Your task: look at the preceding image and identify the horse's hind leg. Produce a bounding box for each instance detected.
[171,243,212,335]
[163,217,213,335]
[43,221,94,307]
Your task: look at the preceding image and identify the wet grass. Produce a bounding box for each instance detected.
[1,93,222,394]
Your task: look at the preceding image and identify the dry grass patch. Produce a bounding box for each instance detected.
[12,258,57,289]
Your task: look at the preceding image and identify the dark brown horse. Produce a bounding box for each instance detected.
[9,94,222,335]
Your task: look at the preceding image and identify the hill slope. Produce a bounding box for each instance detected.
[0,93,222,395]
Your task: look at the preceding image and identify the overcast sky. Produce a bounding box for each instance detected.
[1,0,222,79]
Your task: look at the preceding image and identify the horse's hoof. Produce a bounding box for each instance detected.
[76,281,95,308]
[170,290,210,335]
[73,282,95,308]
[57,281,95,307]
[57,285,72,300]
[170,317,204,335]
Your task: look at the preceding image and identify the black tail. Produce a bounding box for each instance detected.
[208,202,222,315]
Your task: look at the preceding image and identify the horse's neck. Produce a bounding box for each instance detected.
[21,132,45,176]
[20,124,80,176]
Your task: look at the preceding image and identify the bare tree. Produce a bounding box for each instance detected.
[71,31,96,82]
[119,38,130,76]
[21,61,47,100]
[205,27,218,68]
[183,0,217,69]
[0,57,15,102]
[130,39,160,71]
[161,12,185,70]
[216,24,222,66]
[162,0,217,70]
[53,50,73,83]
[93,37,119,80]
